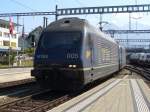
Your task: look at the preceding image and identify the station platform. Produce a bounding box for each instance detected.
[48,72,150,112]
[0,67,32,75]
[0,67,33,84]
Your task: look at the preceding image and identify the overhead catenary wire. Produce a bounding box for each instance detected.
[74,0,99,26]
[10,0,37,11]
[73,0,88,18]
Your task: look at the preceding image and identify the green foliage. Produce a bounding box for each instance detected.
[0,51,16,66]
[0,48,34,67]
[24,48,34,56]
[0,56,9,65]
[10,52,16,65]
[21,60,33,66]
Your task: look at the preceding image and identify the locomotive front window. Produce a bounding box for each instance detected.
[40,32,81,49]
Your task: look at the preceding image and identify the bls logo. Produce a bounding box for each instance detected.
[67,53,79,59]
[37,54,48,59]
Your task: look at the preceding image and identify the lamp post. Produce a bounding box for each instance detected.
[9,34,11,67]
[9,17,14,67]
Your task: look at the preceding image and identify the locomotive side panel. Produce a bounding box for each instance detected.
[82,25,120,84]
[92,34,119,81]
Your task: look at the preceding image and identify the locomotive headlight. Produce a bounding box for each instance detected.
[73,65,77,68]
[68,65,77,68]
[69,65,73,67]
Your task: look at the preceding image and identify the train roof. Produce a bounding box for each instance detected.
[45,17,85,31]
[45,17,117,44]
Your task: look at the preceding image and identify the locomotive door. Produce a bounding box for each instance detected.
[88,34,94,81]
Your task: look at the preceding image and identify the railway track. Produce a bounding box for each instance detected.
[0,89,70,112]
[0,69,129,112]
[143,67,150,73]
[125,65,150,81]
[0,83,41,106]
[0,78,35,89]
[0,75,119,111]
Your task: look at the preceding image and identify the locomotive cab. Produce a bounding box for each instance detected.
[31,18,86,90]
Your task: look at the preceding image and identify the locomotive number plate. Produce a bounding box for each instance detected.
[67,53,79,59]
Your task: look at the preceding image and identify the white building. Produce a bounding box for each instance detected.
[0,19,20,52]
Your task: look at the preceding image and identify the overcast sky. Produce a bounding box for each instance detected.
[1,0,150,33]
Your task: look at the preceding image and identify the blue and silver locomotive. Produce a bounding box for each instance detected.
[31,17,126,90]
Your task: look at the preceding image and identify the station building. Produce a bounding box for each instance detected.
[0,19,21,63]
[0,19,20,53]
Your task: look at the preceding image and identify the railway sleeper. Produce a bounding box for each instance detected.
[1,108,22,112]
[6,105,32,111]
